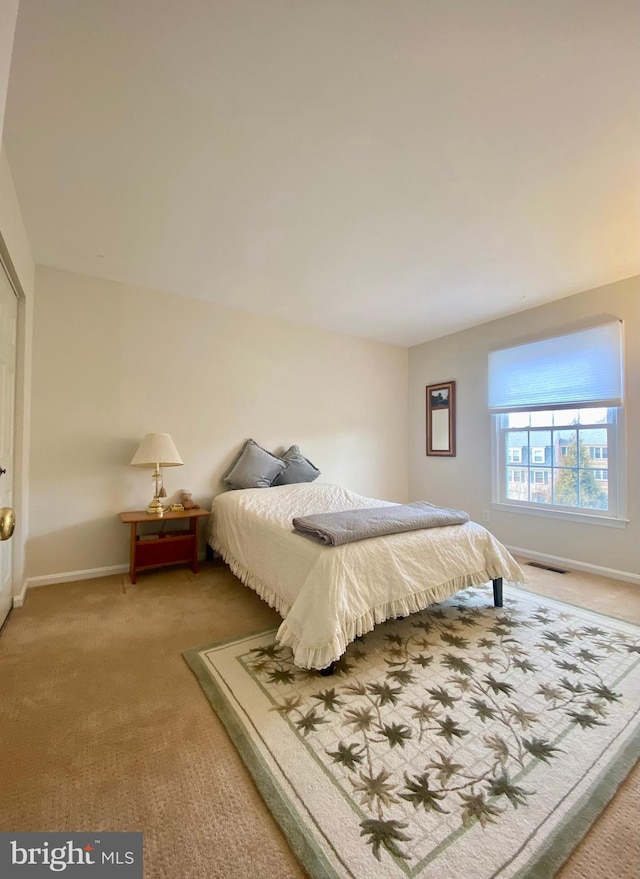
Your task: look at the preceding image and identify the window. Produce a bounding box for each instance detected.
[488,322,626,524]
[531,470,549,484]
[497,410,615,510]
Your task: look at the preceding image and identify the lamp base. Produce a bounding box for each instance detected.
[146,497,165,517]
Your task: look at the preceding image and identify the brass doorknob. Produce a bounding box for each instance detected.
[0,507,15,541]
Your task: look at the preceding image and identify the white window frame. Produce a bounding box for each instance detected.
[491,408,628,528]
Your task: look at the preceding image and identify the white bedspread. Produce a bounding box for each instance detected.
[209,483,525,669]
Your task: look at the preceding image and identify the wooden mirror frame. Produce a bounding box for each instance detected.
[426,380,456,456]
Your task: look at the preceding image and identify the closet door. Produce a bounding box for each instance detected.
[0,263,17,627]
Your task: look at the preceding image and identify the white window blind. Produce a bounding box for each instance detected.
[488,321,624,413]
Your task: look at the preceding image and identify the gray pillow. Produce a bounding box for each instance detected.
[273,445,321,485]
[223,439,286,489]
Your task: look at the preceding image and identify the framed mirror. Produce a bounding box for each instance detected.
[426,380,456,456]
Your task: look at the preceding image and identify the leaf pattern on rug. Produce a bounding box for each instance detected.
[242,586,639,867]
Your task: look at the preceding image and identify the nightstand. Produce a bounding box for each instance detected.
[119,507,210,584]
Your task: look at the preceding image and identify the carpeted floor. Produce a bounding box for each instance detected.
[0,558,637,878]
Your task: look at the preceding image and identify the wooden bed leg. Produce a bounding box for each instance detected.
[492,577,503,608]
[320,662,336,677]
[205,544,214,562]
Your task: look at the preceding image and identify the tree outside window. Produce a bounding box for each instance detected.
[554,435,607,510]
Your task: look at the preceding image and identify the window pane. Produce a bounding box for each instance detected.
[553,468,578,507]
[507,412,530,428]
[529,430,550,465]
[579,469,608,510]
[507,431,527,464]
[506,468,529,501]
[583,428,607,447]
[578,407,607,425]
[553,409,580,426]
[554,429,577,465]
[531,468,552,503]
[530,410,554,427]
[581,428,607,468]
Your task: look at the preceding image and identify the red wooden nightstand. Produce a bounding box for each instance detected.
[119,507,210,583]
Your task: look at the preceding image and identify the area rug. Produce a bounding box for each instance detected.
[184,585,640,879]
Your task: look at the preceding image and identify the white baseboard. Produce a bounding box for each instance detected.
[506,545,640,586]
[12,581,28,608]
[18,551,210,600]
[24,564,129,592]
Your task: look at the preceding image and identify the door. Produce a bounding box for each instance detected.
[0,262,17,627]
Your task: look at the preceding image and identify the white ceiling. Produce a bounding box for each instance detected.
[4,0,639,346]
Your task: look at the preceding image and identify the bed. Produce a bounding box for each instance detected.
[208,483,525,670]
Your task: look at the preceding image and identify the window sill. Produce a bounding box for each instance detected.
[489,502,629,529]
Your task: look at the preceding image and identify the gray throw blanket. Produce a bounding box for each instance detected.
[292,501,470,546]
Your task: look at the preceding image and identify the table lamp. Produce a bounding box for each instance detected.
[130,433,184,517]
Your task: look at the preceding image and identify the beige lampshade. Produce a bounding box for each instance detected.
[130,433,184,467]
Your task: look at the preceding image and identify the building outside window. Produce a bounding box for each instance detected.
[531,469,550,484]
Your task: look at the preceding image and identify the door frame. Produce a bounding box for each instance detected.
[0,239,32,608]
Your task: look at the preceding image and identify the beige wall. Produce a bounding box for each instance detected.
[408,276,640,578]
[0,146,34,295]
[0,0,19,143]
[25,268,639,583]
[27,265,408,581]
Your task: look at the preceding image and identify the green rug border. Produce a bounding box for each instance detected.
[183,589,640,879]
[513,730,639,877]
